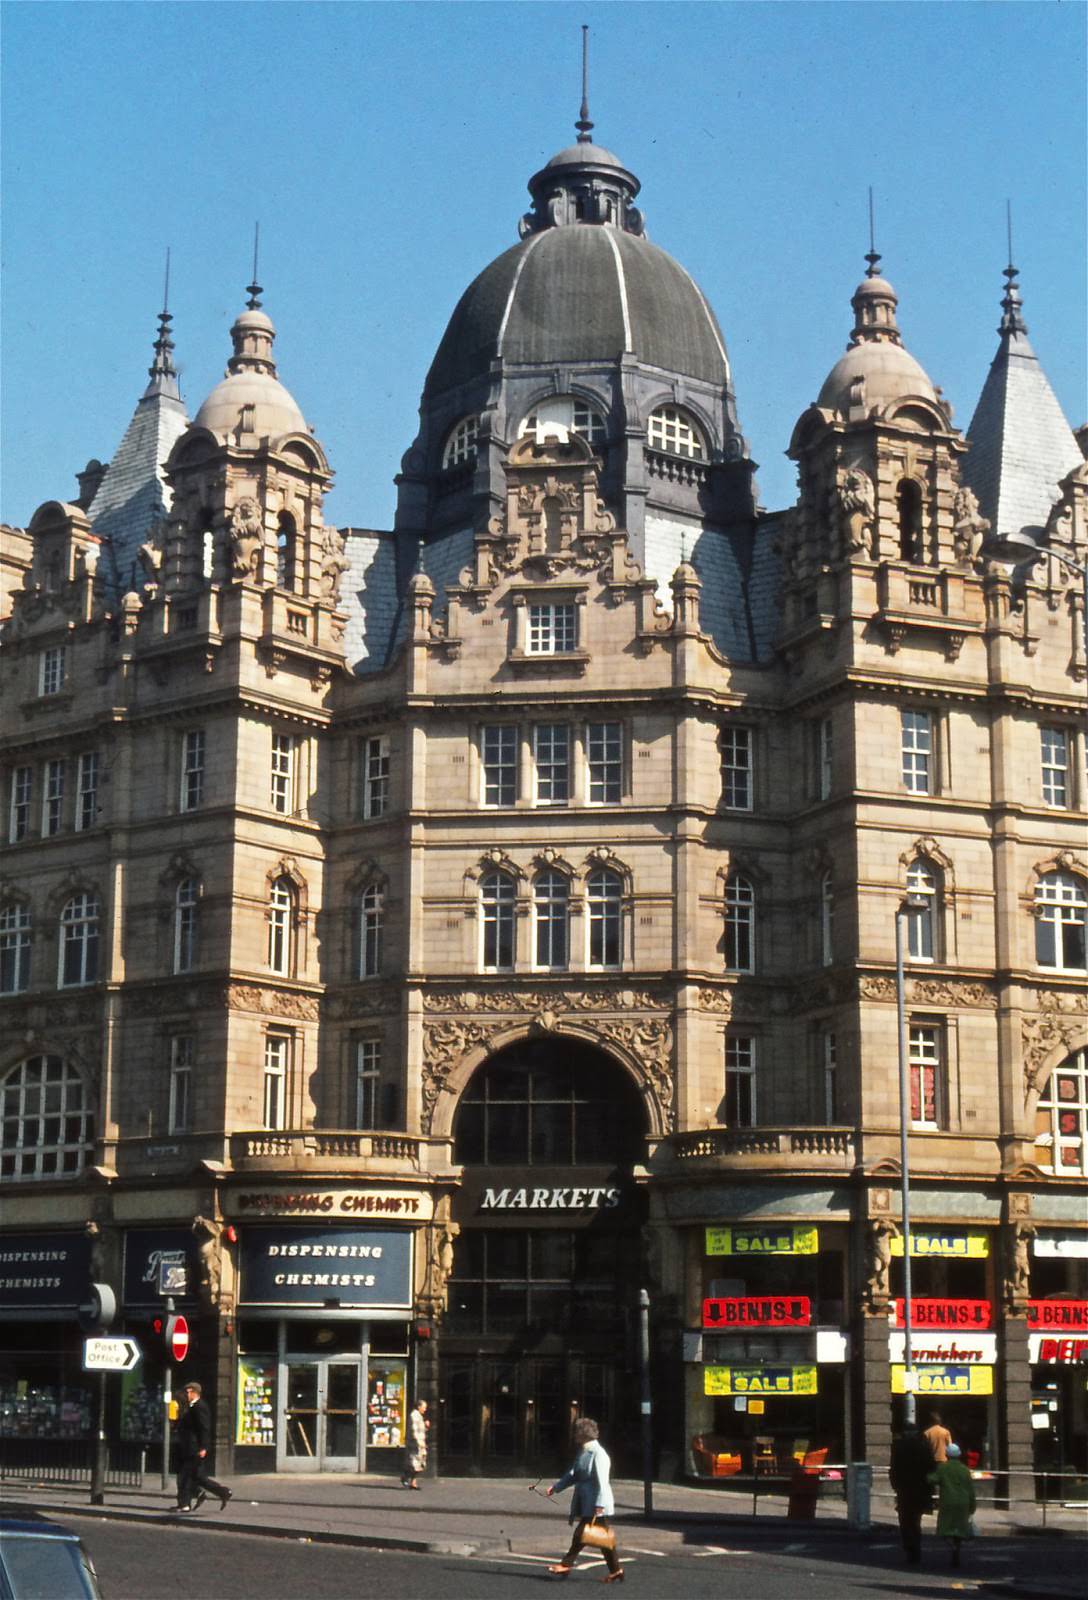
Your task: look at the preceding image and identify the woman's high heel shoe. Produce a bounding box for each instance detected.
[547,1565,572,1578]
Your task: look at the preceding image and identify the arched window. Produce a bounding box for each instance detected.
[906,859,940,962]
[518,397,607,447]
[587,868,623,969]
[356,884,384,978]
[442,415,478,469]
[820,872,834,967]
[59,893,99,988]
[480,871,516,972]
[276,512,297,591]
[174,878,199,974]
[1,1055,93,1179]
[647,405,706,461]
[724,874,755,973]
[1034,1049,1088,1175]
[1035,872,1087,971]
[0,903,31,994]
[897,479,923,562]
[534,869,569,970]
[268,877,294,975]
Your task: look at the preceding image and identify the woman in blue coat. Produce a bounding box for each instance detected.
[547,1417,623,1582]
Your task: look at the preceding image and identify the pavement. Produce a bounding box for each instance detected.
[1,1469,1085,1573]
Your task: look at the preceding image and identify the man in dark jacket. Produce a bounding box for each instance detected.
[889,1424,935,1562]
[174,1381,233,1513]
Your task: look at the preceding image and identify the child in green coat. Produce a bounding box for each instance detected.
[928,1441,977,1567]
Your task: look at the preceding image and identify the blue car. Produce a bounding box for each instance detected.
[0,1512,103,1600]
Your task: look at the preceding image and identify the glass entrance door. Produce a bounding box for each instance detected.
[281,1357,361,1471]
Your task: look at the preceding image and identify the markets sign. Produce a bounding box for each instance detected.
[893,1298,992,1329]
[705,1226,818,1257]
[1027,1300,1088,1331]
[888,1332,997,1365]
[703,1296,811,1329]
[705,1364,818,1397]
[890,1232,988,1259]
[1028,1335,1088,1364]
[0,1232,90,1314]
[239,1227,412,1310]
[891,1364,993,1395]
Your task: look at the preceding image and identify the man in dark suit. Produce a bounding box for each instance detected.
[173,1380,233,1513]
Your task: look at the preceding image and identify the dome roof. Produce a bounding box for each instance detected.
[426,224,730,396]
[192,298,309,441]
[816,261,938,416]
[544,141,627,171]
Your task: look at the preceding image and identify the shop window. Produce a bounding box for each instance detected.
[587,868,623,969]
[480,870,516,971]
[359,735,390,819]
[58,893,99,988]
[173,878,200,974]
[1040,727,1069,808]
[481,725,518,806]
[720,726,753,810]
[442,415,478,469]
[9,765,32,842]
[586,721,623,804]
[647,405,706,460]
[724,874,755,973]
[169,1034,192,1134]
[724,1036,756,1126]
[446,1228,636,1338]
[533,869,569,970]
[906,858,941,961]
[76,751,99,831]
[1035,872,1087,972]
[42,759,65,837]
[180,730,206,812]
[268,877,295,975]
[354,884,384,978]
[1033,1048,1088,1176]
[908,1021,944,1128]
[0,1055,93,1179]
[901,709,933,794]
[0,902,32,994]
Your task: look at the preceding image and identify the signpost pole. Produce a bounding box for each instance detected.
[895,903,917,1428]
[161,1294,174,1494]
[638,1287,653,1518]
[90,1368,108,1505]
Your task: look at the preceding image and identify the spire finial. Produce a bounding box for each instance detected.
[1000,202,1027,336]
[864,187,882,277]
[246,222,263,309]
[146,246,179,394]
[575,24,594,143]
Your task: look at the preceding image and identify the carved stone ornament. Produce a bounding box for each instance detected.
[698,987,734,1017]
[832,465,876,560]
[192,1214,222,1310]
[1003,1221,1035,1311]
[864,1218,897,1309]
[226,984,320,1021]
[1022,989,1088,1101]
[423,985,672,1015]
[421,1019,508,1131]
[319,526,350,606]
[859,974,996,1009]
[951,484,990,568]
[228,499,263,578]
[324,985,397,1020]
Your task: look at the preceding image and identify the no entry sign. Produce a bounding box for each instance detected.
[166,1313,190,1362]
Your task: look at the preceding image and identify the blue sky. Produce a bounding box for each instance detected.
[2,1,1084,531]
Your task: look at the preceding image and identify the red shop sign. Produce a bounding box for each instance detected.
[703,1296,812,1329]
[893,1298,992,1330]
[1027,1300,1088,1331]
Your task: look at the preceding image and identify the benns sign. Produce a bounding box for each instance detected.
[481,1186,622,1211]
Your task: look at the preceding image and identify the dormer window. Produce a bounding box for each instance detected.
[647,406,706,461]
[443,416,478,469]
[519,397,607,447]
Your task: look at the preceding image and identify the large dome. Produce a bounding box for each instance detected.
[426,227,729,397]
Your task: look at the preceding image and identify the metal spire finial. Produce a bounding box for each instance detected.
[1000,202,1027,337]
[148,246,178,385]
[246,222,263,309]
[864,187,882,278]
[575,25,594,143]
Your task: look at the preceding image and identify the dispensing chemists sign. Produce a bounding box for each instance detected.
[239,1227,412,1310]
[705,1364,818,1397]
[891,1364,993,1395]
[705,1226,818,1257]
[890,1232,989,1258]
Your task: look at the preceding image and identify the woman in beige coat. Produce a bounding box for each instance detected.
[402,1398,428,1490]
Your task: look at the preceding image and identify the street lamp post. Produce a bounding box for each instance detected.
[895,894,929,1428]
[984,529,1088,668]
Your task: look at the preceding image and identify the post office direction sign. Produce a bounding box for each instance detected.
[239,1226,412,1310]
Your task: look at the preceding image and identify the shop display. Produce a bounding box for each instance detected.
[120,1378,164,1442]
[366,1361,406,1448]
[0,1382,91,1438]
[236,1357,276,1446]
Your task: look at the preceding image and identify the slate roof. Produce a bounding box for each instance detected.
[644,513,781,664]
[963,273,1082,536]
[341,526,474,675]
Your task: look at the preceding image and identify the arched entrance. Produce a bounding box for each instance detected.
[438,1035,648,1475]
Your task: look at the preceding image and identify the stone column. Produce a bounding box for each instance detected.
[1001,1314,1033,1500]
[859,1313,893,1471]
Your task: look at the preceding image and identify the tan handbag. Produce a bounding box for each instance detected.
[579,1516,616,1552]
